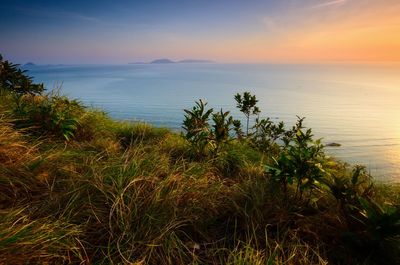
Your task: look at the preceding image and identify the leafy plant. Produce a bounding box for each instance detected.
[234,91,260,136]
[326,165,374,209]
[233,119,244,140]
[210,109,234,152]
[354,198,400,241]
[251,117,285,153]
[265,117,327,200]
[343,197,400,264]
[0,54,44,95]
[182,99,213,157]
[326,166,400,264]
[14,93,83,140]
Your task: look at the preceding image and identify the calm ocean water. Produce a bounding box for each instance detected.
[25,63,400,182]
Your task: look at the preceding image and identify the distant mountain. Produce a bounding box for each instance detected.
[129,58,215,64]
[24,62,36,66]
[178,59,214,63]
[150,59,175,64]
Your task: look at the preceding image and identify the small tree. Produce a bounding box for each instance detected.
[234,91,260,136]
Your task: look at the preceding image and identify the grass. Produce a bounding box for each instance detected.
[0,89,399,264]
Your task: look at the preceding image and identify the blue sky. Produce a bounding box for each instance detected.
[1,0,400,64]
[0,0,276,63]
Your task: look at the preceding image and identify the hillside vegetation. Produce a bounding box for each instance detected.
[0,55,399,264]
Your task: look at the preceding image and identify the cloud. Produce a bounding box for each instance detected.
[311,0,347,9]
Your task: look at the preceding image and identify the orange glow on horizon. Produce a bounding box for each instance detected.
[163,1,400,63]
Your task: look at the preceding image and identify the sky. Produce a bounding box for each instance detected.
[1,0,400,64]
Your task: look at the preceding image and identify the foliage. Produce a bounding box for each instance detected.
[0,54,44,95]
[250,117,285,153]
[182,99,213,157]
[210,109,234,152]
[183,100,236,156]
[340,197,400,264]
[326,166,400,264]
[13,92,83,140]
[326,165,374,208]
[232,119,244,140]
[265,117,327,199]
[234,91,260,135]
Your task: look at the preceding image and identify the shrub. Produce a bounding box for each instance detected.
[250,117,285,153]
[182,99,213,157]
[265,117,328,200]
[326,166,400,264]
[210,109,234,152]
[13,92,83,140]
[0,54,44,95]
[340,197,400,265]
[232,119,244,140]
[326,165,374,209]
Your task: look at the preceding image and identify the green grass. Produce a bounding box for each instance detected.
[0,89,399,265]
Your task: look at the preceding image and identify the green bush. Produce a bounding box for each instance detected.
[250,117,285,153]
[340,197,400,265]
[13,92,83,140]
[265,117,328,200]
[0,54,44,95]
[210,109,234,152]
[182,99,213,157]
[326,166,400,264]
[326,165,374,208]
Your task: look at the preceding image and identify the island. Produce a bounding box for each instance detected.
[23,62,36,67]
[129,58,215,64]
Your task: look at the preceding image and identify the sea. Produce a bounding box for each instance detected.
[24,63,400,183]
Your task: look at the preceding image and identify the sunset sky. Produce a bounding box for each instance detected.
[1,0,400,64]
